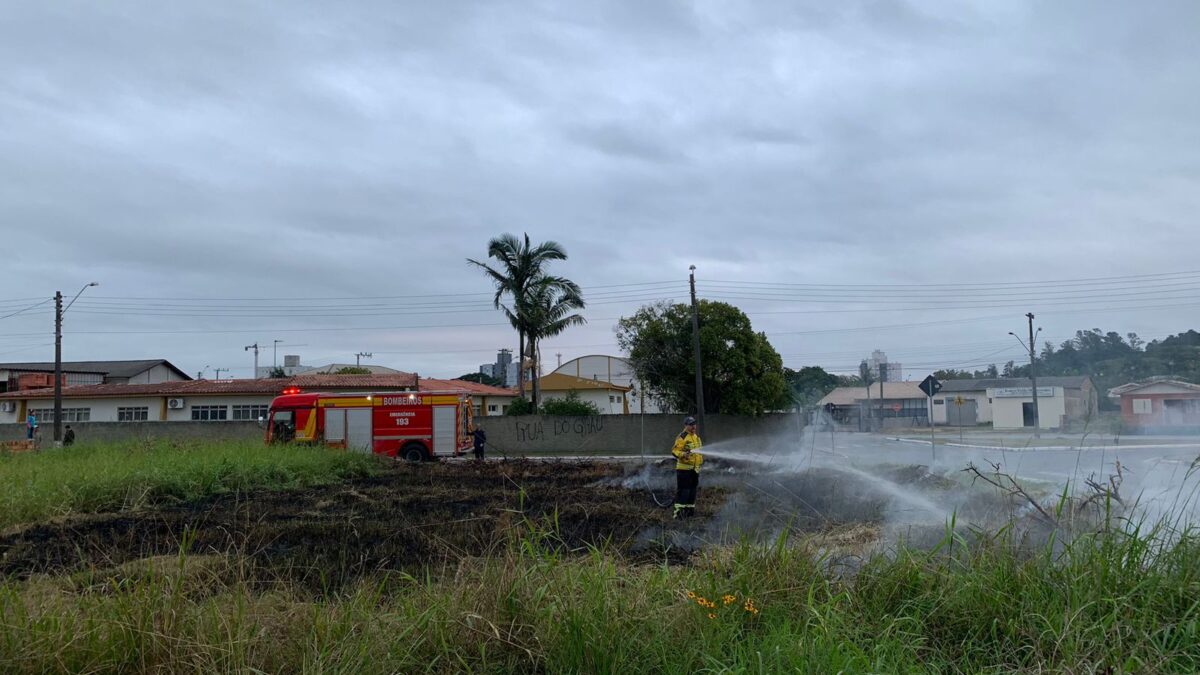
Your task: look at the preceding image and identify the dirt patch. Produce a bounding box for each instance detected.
[0,460,725,589]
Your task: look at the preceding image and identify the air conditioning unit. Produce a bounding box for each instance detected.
[167,398,185,410]
[0,401,15,413]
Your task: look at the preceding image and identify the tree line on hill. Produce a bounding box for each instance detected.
[930,329,1200,410]
[781,329,1200,413]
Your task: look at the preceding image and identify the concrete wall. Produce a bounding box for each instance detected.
[2,413,805,452]
[0,421,264,443]
[474,413,805,454]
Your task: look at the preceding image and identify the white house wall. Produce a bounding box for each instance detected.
[1,395,277,424]
[990,387,1067,429]
[163,395,276,421]
[931,392,993,425]
[473,395,517,416]
[541,389,627,414]
[127,364,185,384]
[3,396,161,423]
[553,355,662,413]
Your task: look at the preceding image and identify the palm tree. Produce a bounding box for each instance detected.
[467,233,581,401]
[524,280,587,408]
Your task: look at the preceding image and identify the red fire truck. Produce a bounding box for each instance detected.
[264,390,474,461]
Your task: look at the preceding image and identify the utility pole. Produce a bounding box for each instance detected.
[689,265,706,438]
[879,362,886,421]
[1027,312,1040,438]
[355,352,372,367]
[53,282,98,445]
[273,339,283,369]
[1009,315,1042,439]
[214,367,229,381]
[53,291,62,444]
[245,343,260,378]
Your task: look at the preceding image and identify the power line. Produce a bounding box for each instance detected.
[706,269,1200,289]
[0,298,52,321]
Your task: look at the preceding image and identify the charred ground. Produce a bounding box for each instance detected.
[0,459,728,589]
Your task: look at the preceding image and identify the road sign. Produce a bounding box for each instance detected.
[918,375,943,398]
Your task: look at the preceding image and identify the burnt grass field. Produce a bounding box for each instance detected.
[0,459,731,589]
[5,448,1200,672]
[0,456,1002,590]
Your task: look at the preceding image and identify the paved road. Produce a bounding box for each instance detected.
[791,431,1200,517]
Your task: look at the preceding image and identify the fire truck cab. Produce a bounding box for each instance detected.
[265,390,474,461]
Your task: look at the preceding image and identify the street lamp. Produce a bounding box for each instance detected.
[1009,318,1043,438]
[54,282,99,445]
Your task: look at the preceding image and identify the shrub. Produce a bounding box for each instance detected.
[540,390,601,416]
[505,397,535,415]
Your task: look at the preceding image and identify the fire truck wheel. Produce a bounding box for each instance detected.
[401,444,427,463]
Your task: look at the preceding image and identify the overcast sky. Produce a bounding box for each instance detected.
[2,1,1199,381]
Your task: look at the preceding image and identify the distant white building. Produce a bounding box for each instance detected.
[1,359,190,391]
[0,372,418,425]
[867,350,902,382]
[480,349,518,387]
[551,355,662,413]
[256,354,310,378]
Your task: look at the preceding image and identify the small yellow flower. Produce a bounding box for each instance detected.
[723,594,737,605]
[686,591,696,599]
[707,613,716,620]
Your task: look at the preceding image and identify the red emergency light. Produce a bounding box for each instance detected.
[282,387,302,395]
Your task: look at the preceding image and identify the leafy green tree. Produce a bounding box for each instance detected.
[505,397,535,416]
[540,390,602,416]
[785,366,840,407]
[333,366,371,375]
[457,372,504,387]
[268,366,287,378]
[616,300,791,416]
[468,233,582,402]
[933,369,973,380]
[995,327,1200,410]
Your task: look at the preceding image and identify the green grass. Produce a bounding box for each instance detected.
[3,442,1200,672]
[2,522,1199,673]
[0,439,381,529]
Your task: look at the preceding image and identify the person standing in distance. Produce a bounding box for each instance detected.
[471,425,487,461]
[671,416,703,519]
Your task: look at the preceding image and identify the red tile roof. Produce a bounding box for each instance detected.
[0,373,418,400]
[419,378,517,397]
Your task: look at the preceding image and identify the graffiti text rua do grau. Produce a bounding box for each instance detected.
[514,416,604,442]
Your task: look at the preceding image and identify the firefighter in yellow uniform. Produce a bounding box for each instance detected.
[671,416,703,519]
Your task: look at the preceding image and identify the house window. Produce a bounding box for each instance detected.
[29,408,91,422]
[472,405,481,415]
[988,398,993,404]
[117,406,149,421]
[231,404,269,421]
[1132,399,1152,415]
[191,405,228,421]
[488,404,498,412]
[609,395,615,403]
